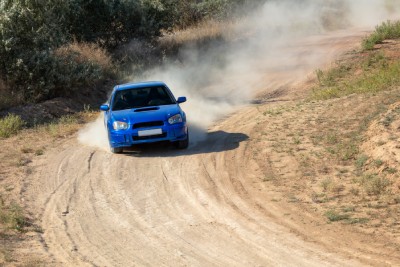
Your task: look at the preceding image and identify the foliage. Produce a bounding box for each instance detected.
[0,1,114,103]
[358,174,391,195]
[362,20,400,50]
[0,0,263,108]
[312,52,400,100]
[0,198,27,232]
[325,210,350,222]
[0,114,25,138]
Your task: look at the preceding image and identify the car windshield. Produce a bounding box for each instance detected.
[112,86,175,111]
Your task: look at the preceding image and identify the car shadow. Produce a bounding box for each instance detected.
[123,130,249,158]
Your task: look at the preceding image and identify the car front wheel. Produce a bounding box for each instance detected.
[175,132,189,149]
[111,147,123,154]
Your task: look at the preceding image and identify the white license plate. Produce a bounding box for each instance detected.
[138,128,162,137]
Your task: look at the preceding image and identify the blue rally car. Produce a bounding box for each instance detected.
[100,81,188,153]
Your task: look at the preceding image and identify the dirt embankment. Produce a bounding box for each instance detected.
[1,31,400,266]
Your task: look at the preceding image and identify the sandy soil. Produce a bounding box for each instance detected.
[10,28,400,266]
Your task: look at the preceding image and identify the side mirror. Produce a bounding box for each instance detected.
[100,104,110,111]
[177,97,187,104]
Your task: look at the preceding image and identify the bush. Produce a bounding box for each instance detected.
[0,200,27,232]
[50,42,115,97]
[325,210,350,222]
[362,20,400,50]
[0,114,25,138]
[358,174,392,195]
[0,0,263,107]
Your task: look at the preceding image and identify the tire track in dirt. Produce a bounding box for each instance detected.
[24,29,380,266]
[29,127,362,266]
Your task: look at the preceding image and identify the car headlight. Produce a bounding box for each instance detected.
[113,121,128,130]
[168,114,183,124]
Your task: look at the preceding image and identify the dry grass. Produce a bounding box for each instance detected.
[54,41,114,71]
[313,49,400,100]
[159,20,236,48]
[0,110,98,265]
[251,39,400,240]
[0,114,25,138]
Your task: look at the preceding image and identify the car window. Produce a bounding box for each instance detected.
[112,86,175,111]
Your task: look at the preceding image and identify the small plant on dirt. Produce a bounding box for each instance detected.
[325,209,350,222]
[355,154,369,169]
[15,157,31,167]
[349,187,360,196]
[288,195,299,203]
[376,140,387,146]
[262,175,275,182]
[338,142,359,161]
[358,174,392,196]
[384,167,397,174]
[362,51,387,70]
[342,206,356,212]
[35,149,44,156]
[21,147,34,154]
[263,108,284,116]
[321,177,334,192]
[293,136,301,145]
[0,114,25,138]
[0,201,27,232]
[374,159,384,167]
[326,132,339,145]
[311,192,330,203]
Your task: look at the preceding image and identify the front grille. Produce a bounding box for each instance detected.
[132,121,164,129]
[132,133,167,141]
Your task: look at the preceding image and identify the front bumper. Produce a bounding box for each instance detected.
[108,122,188,148]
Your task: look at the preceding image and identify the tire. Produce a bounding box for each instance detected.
[175,132,189,149]
[111,147,123,154]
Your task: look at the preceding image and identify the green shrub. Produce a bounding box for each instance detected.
[0,0,262,107]
[362,20,400,50]
[0,114,25,138]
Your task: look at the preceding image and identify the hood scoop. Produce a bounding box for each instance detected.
[134,107,160,112]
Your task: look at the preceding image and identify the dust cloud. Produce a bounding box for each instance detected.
[77,114,109,150]
[78,0,400,150]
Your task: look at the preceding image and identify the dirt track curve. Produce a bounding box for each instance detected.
[23,28,395,266]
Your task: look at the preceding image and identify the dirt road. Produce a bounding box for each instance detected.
[23,28,397,266]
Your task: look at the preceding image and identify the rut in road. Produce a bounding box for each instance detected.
[31,125,363,266]
[24,18,400,267]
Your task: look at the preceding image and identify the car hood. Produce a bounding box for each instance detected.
[110,104,182,124]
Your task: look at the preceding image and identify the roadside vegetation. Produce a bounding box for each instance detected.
[0,109,98,265]
[362,20,400,50]
[254,21,400,239]
[313,20,400,100]
[0,1,266,264]
[0,0,263,110]
[314,38,400,226]
[1,4,400,264]
[0,114,25,138]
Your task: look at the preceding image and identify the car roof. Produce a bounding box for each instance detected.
[114,81,167,92]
